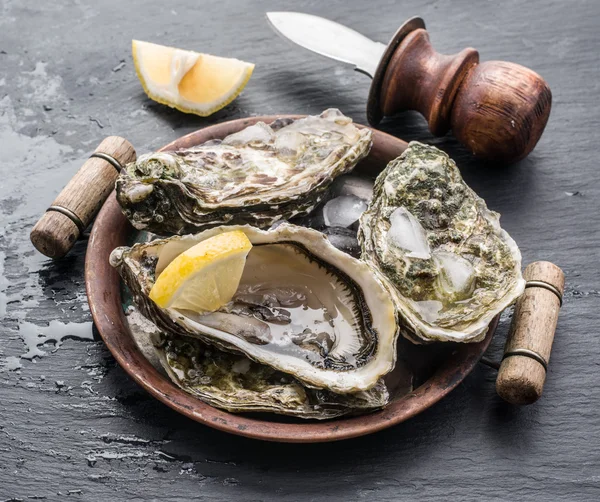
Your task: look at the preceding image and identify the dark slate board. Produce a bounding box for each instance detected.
[1,0,598,500]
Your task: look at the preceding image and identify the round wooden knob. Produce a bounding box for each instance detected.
[451,61,552,163]
[30,136,136,259]
[367,18,552,163]
[496,261,565,405]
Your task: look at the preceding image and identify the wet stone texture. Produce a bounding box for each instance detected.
[0,0,599,500]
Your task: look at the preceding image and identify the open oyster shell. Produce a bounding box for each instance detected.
[127,309,388,419]
[116,109,372,235]
[110,223,399,394]
[358,142,525,343]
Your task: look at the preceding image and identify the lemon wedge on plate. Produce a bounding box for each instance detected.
[132,40,254,116]
[149,230,252,313]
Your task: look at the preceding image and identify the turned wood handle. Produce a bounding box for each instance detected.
[368,19,552,163]
[30,136,136,259]
[496,261,565,405]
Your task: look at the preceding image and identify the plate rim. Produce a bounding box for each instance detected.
[85,115,495,443]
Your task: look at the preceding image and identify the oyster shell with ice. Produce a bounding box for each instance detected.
[116,109,372,235]
[110,223,399,394]
[127,310,389,419]
[358,142,525,343]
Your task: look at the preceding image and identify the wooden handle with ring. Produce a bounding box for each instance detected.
[495,261,565,405]
[367,17,552,163]
[30,136,136,259]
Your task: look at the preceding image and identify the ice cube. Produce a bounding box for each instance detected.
[387,207,431,259]
[222,122,275,146]
[433,251,475,299]
[413,300,443,324]
[274,131,306,159]
[330,175,374,202]
[324,228,361,258]
[322,195,368,229]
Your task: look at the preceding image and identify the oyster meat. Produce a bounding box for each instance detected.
[127,309,388,419]
[111,223,399,394]
[358,142,525,343]
[116,109,372,235]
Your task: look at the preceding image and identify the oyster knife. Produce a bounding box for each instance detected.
[265,11,552,164]
[266,11,386,78]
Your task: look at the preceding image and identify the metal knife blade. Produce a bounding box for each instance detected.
[266,12,386,78]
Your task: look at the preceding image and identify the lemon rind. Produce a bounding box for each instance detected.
[132,40,254,117]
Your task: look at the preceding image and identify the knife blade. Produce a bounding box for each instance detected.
[266,12,386,78]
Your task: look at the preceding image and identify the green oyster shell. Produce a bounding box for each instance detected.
[116,109,372,235]
[126,309,388,419]
[358,142,525,343]
[156,327,387,419]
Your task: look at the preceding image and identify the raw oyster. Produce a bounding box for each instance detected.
[110,223,398,394]
[116,109,372,235]
[130,310,388,418]
[358,142,525,343]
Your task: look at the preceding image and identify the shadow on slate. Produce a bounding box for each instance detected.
[261,70,367,117]
[137,92,247,135]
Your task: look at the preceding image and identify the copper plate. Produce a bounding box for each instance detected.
[85,116,495,443]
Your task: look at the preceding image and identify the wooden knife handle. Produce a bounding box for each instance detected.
[30,136,136,259]
[367,18,552,164]
[496,261,564,405]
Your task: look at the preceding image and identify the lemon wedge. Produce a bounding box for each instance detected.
[149,230,252,313]
[132,40,254,116]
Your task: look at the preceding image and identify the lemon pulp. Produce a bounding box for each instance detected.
[149,230,253,313]
[132,40,254,116]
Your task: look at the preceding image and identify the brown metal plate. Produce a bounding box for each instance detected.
[85,116,495,443]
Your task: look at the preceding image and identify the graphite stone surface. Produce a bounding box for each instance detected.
[0,0,598,500]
